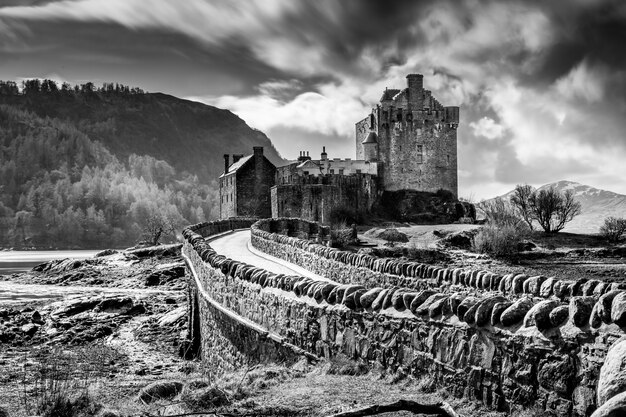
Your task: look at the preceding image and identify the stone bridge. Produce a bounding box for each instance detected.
[182,218,626,417]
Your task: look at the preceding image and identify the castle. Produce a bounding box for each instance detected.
[220,74,460,223]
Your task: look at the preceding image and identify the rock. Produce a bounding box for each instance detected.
[490,301,512,326]
[442,293,465,316]
[95,249,119,257]
[598,291,622,324]
[412,294,445,316]
[408,290,435,313]
[428,296,449,318]
[390,290,408,311]
[524,275,546,295]
[524,300,560,330]
[358,288,382,309]
[370,289,389,311]
[474,296,507,327]
[158,306,186,327]
[95,297,135,314]
[569,296,596,327]
[611,292,626,326]
[500,297,534,327]
[598,340,626,406]
[0,406,8,417]
[540,277,556,298]
[592,390,626,417]
[138,380,184,404]
[31,311,43,324]
[573,386,596,417]
[21,323,39,336]
[191,386,229,408]
[550,305,570,327]
[511,274,528,294]
[457,296,480,320]
[538,357,574,395]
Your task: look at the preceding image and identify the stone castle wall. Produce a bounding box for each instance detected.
[271,174,378,224]
[184,218,626,416]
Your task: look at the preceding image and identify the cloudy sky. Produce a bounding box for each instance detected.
[1,0,625,199]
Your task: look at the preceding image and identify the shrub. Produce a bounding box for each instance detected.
[377,228,409,243]
[329,206,360,226]
[472,224,527,258]
[600,217,626,243]
[510,184,582,233]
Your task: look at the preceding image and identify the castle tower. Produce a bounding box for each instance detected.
[355,74,459,197]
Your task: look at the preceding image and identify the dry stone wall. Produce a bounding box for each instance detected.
[184,218,626,417]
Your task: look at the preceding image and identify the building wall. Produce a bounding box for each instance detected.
[219,172,237,219]
[236,153,276,218]
[271,174,378,224]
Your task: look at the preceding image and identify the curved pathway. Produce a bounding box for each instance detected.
[208,230,327,280]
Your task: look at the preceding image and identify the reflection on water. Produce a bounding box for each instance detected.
[0,250,100,276]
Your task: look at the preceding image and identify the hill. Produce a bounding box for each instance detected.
[0,80,285,249]
[494,180,626,234]
[0,80,284,182]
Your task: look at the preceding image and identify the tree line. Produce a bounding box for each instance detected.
[0,79,145,97]
[0,105,219,249]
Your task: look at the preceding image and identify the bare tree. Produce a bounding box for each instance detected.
[600,217,626,243]
[142,214,175,246]
[510,184,535,230]
[529,187,581,233]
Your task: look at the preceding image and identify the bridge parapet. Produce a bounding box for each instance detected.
[183,218,626,416]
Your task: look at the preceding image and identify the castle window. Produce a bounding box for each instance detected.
[304,171,309,175]
[356,169,362,174]
[339,169,344,175]
[329,169,334,174]
[447,154,450,165]
[417,145,424,164]
[397,110,402,121]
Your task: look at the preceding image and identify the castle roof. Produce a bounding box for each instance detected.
[219,155,253,177]
[380,89,400,101]
[362,131,378,144]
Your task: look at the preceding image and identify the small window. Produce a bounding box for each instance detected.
[417,145,424,164]
[397,111,402,122]
[303,171,309,175]
[329,169,334,174]
[356,169,362,174]
[339,169,344,175]
[447,154,450,165]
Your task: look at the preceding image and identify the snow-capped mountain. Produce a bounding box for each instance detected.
[493,180,626,234]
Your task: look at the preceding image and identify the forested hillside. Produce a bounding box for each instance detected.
[0,80,284,249]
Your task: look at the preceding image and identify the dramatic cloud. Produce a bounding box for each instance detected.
[1,0,625,198]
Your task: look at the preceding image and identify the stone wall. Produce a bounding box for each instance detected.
[184,218,626,416]
[271,174,379,224]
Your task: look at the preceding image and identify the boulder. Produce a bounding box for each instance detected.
[549,305,570,327]
[157,306,187,327]
[523,300,561,330]
[443,293,465,316]
[138,380,184,404]
[611,292,626,326]
[597,340,626,406]
[501,297,534,327]
[21,323,39,337]
[569,296,596,327]
[592,390,626,417]
[343,289,366,310]
[511,274,528,294]
[539,277,555,298]
[381,288,400,310]
[391,290,408,311]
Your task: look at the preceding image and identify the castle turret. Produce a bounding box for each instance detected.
[362,131,378,162]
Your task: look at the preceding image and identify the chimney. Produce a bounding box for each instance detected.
[406,74,423,107]
[321,146,327,160]
[232,154,244,163]
[253,146,263,157]
[223,154,230,174]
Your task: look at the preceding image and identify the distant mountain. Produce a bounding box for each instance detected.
[495,180,626,234]
[0,81,286,249]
